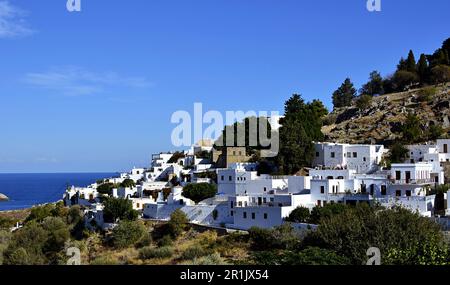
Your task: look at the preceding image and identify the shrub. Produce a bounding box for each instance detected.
[286,206,310,223]
[103,197,139,223]
[167,209,189,238]
[183,253,226,265]
[90,255,120,265]
[309,203,348,224]
[356,94,372,110]
[249,224,300,251]
[157,235,174,247]
[139,246,174,260]
[120,179,136,188]
[303,204,448,265]
[180,245,211,260]
[417,86,437,102]
[182,183,217,204]
[96,183,119,195]
[112,220,147,249]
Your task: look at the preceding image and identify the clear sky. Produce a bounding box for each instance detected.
[0,0,449,173]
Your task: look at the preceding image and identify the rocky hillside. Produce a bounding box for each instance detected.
[322,84,450,145]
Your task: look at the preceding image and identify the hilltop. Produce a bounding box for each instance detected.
[322,84,450,145]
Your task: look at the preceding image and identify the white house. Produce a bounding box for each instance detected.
[313,142,385,174]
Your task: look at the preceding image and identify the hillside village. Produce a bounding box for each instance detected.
[63,134,450,232]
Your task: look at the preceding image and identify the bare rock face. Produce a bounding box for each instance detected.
[323,84,450,144]
[0,193,9,201]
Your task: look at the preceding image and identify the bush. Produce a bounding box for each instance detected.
[0,216,16,230]
[120,179,136,188]
[249,224,300,251]
[139,246,174,260]
[356,94,372,110]
[157,235,174,247]
[112,220,147,249]
[181,245,211,260]
[309,203,348,224]
[286,206,310,223]
[96,183,119,195]
[417,86,437,102]
[167,209,189,238]
[103,197,139,223]
[282,247,351,265]
[303,204,448,265]
[183,253,226,265]
[182,183,217,204]
[90,255,120,265]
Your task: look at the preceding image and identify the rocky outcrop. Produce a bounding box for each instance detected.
[0,193,9,201]
[323,84,450,144]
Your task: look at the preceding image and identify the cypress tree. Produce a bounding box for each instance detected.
[332,78,357,109]
[417,54,429,84]
[406,50,417,74]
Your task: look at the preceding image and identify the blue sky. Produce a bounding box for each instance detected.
[0,0,449,173]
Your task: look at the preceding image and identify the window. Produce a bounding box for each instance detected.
[233,151,236,155]
[251,213,256,220]
[243,212,247,219]
[230,201,234,209]
[381,185,387,195]
[361,184,367,194]
[229,176,232,181]
[317,200,322,206]
[353,152,357,158]
[395,171,401,180]
[230,211,234,216]
[264,213,268,219]
[363,157,367,162]
[406,190,412,197]
[347,152,351,158]
[331,152,335,158]
[320,186,325,194]
[316,152,320,157]
[263,198,267,203]
[370,184,375,196]
[396,190,402,197]
[264,187,267,192]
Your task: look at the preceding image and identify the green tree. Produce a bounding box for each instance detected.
[120,178,136,188]
[112,220,147,249]
[392,70,419,91]
[168,151,186,163]
[167,209,189,238]
[356,94,373,110]
[406,50,417,74]
[281,247,351,265]
[182,183,217,204]
[430,65,450,85]
[97,182,119,195]
[277,94,324,174]
[401,113,423,143]
[41,217,70,263]
[417,53,429,84]
[389,142,409,163]
[332,78,357,108]
[308,99,329,118]
[426,124,444,141]
[285,206,310,223]
[397,57,408,71]
[360,71,384,96]
[102,197,139,223]
[303,204,448,265]
[309,203,348,224]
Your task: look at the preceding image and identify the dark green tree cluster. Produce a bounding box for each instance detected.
[182,183,217,204]
[214,116,273,157]
[102,197,139,223]
[120,178,136,188]
[332,78,357,108]
[276,94,325,174]
[250,204,450,265]
[334,38,450,110]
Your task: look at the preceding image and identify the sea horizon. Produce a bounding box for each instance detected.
[0,172,116,211]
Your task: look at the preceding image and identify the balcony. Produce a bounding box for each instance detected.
[390,179,435,185]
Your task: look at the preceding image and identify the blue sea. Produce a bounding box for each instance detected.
[0,173,116,211]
